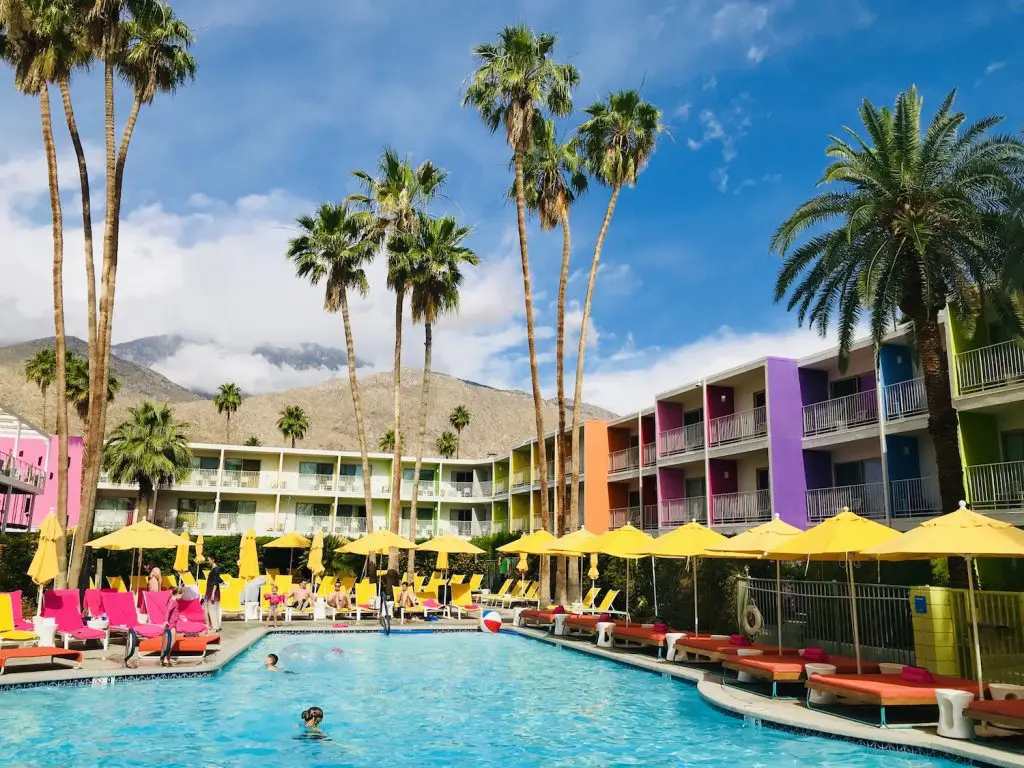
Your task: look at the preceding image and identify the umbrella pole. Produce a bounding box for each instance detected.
[626,559,630,621]
[966,556,985,698]
[693,558,699,636]
[651,557,658,616]
[847,553,862,674]
[775,560,782,652]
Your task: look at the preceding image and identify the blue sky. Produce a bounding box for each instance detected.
[2,1,1023,412]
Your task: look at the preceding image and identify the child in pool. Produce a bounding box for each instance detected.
[264,653,283,671]
[301,706,324,730]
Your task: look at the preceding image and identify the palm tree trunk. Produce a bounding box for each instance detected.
[914,309,968,587]
[408,322,433,583]
[455,430,460,459]
[514,150,550,603]
[225,413,231,443]
[340,293,376,551]
[291,436,296,449]
[40,83,70,589]
[570,186,621,535]
[388,291,404,572]
[41,390,48,434]
[554,208,573,606]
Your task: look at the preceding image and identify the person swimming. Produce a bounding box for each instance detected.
[264,653,282,671]
[301,706,324,729]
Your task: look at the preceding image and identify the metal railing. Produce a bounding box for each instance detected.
[608,447,640,474]
[951,588,1024,685]
[739,577,914,664]
[802,389,878,436]
[337,476,364,494]
[180,468,221,488]
[642,443,657,466]
[511,469,530,489]
[659,422,705,456]
[94,508,132,531]
[885,377,926,420]
[334,516,367,536]
[439,480,491,498]
[610,506,641,529]
[531,514,546,531]
[295,514,332,535]
[473,520,495,536]
[712,488,771,525]
[215,513,255,533]
[401,481,437,499]
[955,340,1024,395]
[709,406,767,447]
[0,449,45,489]
[805,482,886,522]
[661,497,707,526]
[493,478,508,495]
[890,476,942,519]
[532,462,555,485]
[399,521,434,539]
[966,461,1024,511]
[371,478,392,495]
[446,519,473,537]
[97,471,132,488]
[292,473,336,492]
[222,469,278,490]
[173,510,216,532]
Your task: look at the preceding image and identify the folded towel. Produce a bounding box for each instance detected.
[553,605,567,615]
[652,623,668,633]
[802,647,829,663]
[900,666,935,684]
[729,634,751,647]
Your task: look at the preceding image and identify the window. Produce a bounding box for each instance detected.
[192,456,219,470]
[1003,432,1024,463]
[403,468,435,481]
[830,377,860,399]
[219,500,256,515]
[295,502,332,517]
[224,457,261,472]
[756,468,771,491]
[299,461,333,476]
[339,464,364,477]
[401,507,433,521]
[627,491,641,507]
[753,391,767,409]
[833,459,881,487]
[684,476,706,498]
[97,497,134,511]
[337,504,366,518]
[179,498,215,514]
[452,470,473,484]
[451,509,472,522]
[683,408,704,426]
[629,435,640,449]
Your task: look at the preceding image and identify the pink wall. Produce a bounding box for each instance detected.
[641,416,656,445]
[706,386,734,421]
[709,458,738,496]
[0,434,84,529]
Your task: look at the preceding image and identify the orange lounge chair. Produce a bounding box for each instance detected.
[612,624,682,657]
[965,699,1024,730]
[805,672,985,727]
[562,615,629,637]
[0,646,82,674]
[517,609,565,629]
[723,653,881,698]
[673,635,796,663]
[138,634,221,663]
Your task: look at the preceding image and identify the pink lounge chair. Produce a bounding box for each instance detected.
[41,590,109,652]
[143,591,206,635]
[178,598,206,626]
[83,588,118,619]
[101,591,163,638]
[5,591,34,631]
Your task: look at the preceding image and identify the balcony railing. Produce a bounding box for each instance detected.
[660,422,706,456]
[885,377,926,420]
[806,482,886,523]
[661,497,707,526]
[179,468,220,488]
[400,521,435,539]
[446,519,473,537]
[512,469,530,489]
[493,478,508,495]
[610,506,641,529]
[608,447,640,474]
[401,481,437,499]
[802,390,878,436]
[295,515,332,535]
[439,480,491,498]
[173,510,216,532]
[285,473,336,492]
[642,443,656,467]
[94,508,132,531]
[966,461,1024,512]
[371,478,392,495]
[473,520,497,536]
[97,471,132,488]
[531,514,546,531]
[336,476,365,494]
[222,469,279,490]
[955,340,1024,395]
[334,516,368,536]
[0,449,45,489]
[532,462,555,485]
[712,489,771,525]
[215,512,255,533]
[890,476,942,519]
[709,407,767,447]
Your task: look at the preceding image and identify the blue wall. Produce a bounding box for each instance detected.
[886,435,921,481]
[879,344,913,386]
[803,450,832,489]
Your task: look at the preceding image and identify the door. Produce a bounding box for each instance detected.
[755,468,771,516]
[752,392,767,435]
[830,377,860,399]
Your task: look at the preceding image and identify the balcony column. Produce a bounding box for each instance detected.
[636,410,644,531]
[212,447,225,532]
[874,363,893,526]
[330,456,341,535]
[272,450,284,532]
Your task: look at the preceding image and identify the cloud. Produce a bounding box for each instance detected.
[711,2,770,41]
[747,45,768,63]
[711,167,730,193]
[984,61,1006,74]
[674,102,692,120]
[702,75,718,91]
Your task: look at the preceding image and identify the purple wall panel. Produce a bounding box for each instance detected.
[709,459,737,496]
[766,357,809,528]
[799,368,828,406]
[858,371,877,392]
[659,467,686,499]
[803,449,832,490]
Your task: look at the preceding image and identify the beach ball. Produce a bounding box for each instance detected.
[480,611,502,634]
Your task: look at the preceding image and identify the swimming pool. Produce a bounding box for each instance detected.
[0,632,966,767]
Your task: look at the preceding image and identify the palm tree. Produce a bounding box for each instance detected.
[71,0,196,587]
[392,212,479,582]
[435,431,457,459]
[287,201,381,540]
[244,435,261,447]
[65,352,119,423]
[378,428,397,453]
[772,87,1024,585]
[101,401,191,523]
[464,26,579,574]
[513,118,588,602]
[24,348,57,429]
[276,405,309,448]
[448,404,471,459]
[349,148,446,569]
[569,89,663,550]
[213,382,242,442]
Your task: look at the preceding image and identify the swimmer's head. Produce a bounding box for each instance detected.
[265,653,279,668]
[301,706,324,727]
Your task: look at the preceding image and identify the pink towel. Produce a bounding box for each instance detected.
[900,666,935,684]
[422,599,442,608]
[803,647,829,663]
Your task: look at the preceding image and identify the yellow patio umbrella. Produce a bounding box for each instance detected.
[766,509,901,673]
[173,530,191,573]
[416,534,485,555]
[538,528,597,603]
[87,520,190,550]
[338,529,417,555]
[496,529,556,553]
[630,521,728,635]
[264,531,311,574]
[579,524,656,617]
[238,529,260,581]
[28,513,63,595]
[706,514,803,652]
[516,552,529,572]
[436,551,449,572]
[193,534,205,580]
[863,502,1024,696]
[307,531,325,590]
[588,553,599,580]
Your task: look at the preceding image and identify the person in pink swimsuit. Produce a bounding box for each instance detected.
[266,584,286,625]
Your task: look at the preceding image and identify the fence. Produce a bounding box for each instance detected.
[738,576,915,664]
[950,589,1024,685]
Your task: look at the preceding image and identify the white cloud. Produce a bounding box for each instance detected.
[747,45,768,63]
[711,167,730,193]
[711,2,770,40]
[985,61,1006,75]
[702,75,718,91]
[686,138,703,151]
[674,102,692,120]
[154,344,343,394]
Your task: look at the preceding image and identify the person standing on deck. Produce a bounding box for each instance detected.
[204,556,225,631]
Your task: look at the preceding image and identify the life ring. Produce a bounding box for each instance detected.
[741,604,763,636]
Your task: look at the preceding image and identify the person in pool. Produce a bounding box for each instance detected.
[266,584,286,625]
[301,706,324,730]
[264,653,283,671]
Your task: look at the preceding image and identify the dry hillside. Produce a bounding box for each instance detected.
[0,339,616,456]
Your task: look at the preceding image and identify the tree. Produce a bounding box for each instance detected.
[276,405,309,448]
[771,87,1024,587]
[513,117,588,603]
[448,404,471,459]
[71,0,197,587]
[435,431,457,459]
[350,147,446,571]
[392,212,479,582]
[570,89,663,577]
[213,382,242,442]
[65,353,119,423]
[24,348,57,429]
[464,25,578,600]
[378,428,397,453]
[286,201,381,541]
[101,401,191,523]
[244,435,262,447]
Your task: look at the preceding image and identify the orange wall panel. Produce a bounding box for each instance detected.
[583,419,610,533]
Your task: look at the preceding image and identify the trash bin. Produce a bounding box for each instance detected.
[936,689,975,739]
[804,663,838,704]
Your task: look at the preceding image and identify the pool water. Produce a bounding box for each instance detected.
[0,632,964,768]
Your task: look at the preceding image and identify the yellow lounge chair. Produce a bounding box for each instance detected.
[266,568,281,579]
[449,575,466,584]
[179,572,197,586]
[219,583,244,618]
[414,575,427,591]
[161,574,177,589]
[0,594,37,648]
[481,579,514,605]
[582,589,622,615]
[316,576,338,599]
[106,576,127,592]
[447,583,482,619]
[261,575,294,618]
[467,574,484,595]
[505,582,540,607]
[578,587,600,610]
[497,580,531,606]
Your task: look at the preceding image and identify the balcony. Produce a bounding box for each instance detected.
[608,447,640,475]
[642,443,656,467]
[610,506,640,529]
[278,472,335,493]
[223,469,280,490]
[97,471,132,489]
[335,516,368,536]
[712,489,771,525]
[512,469,530,489]
[709,407,767,448]
[371,477,392,495]
[802,390,878,437]
[890,476,941,519]
[174,510,215,532]
[0,449,45,490]
[966,461,1024,512]
[180,468,220,489]
[337,476,365,494]
[214,512,255,533]
[493,478,509,495]
[661,497,707,526]
[955,340,1024,395]
[473,520,496,536]
[532,462,555,486]
[400,521,434,539]
[531,514,545,531]
[659,422,705,457]
[806,482,886,523]
[94,508,132,531]
[885,377,926,420]
[445,519,473,537]
[438,480,491,499]
[295,514,332,535]
[400,481,437,499]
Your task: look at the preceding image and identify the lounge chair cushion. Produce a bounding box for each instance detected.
[67,627,106,641]
[802,647,828,662]
[139,634,220,654]
[597,613,611,622]
[809,673,980,705]
[729,654,879,679]
[900,666,934,684]
[553,605,567,615]
[967,699,1024,719]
